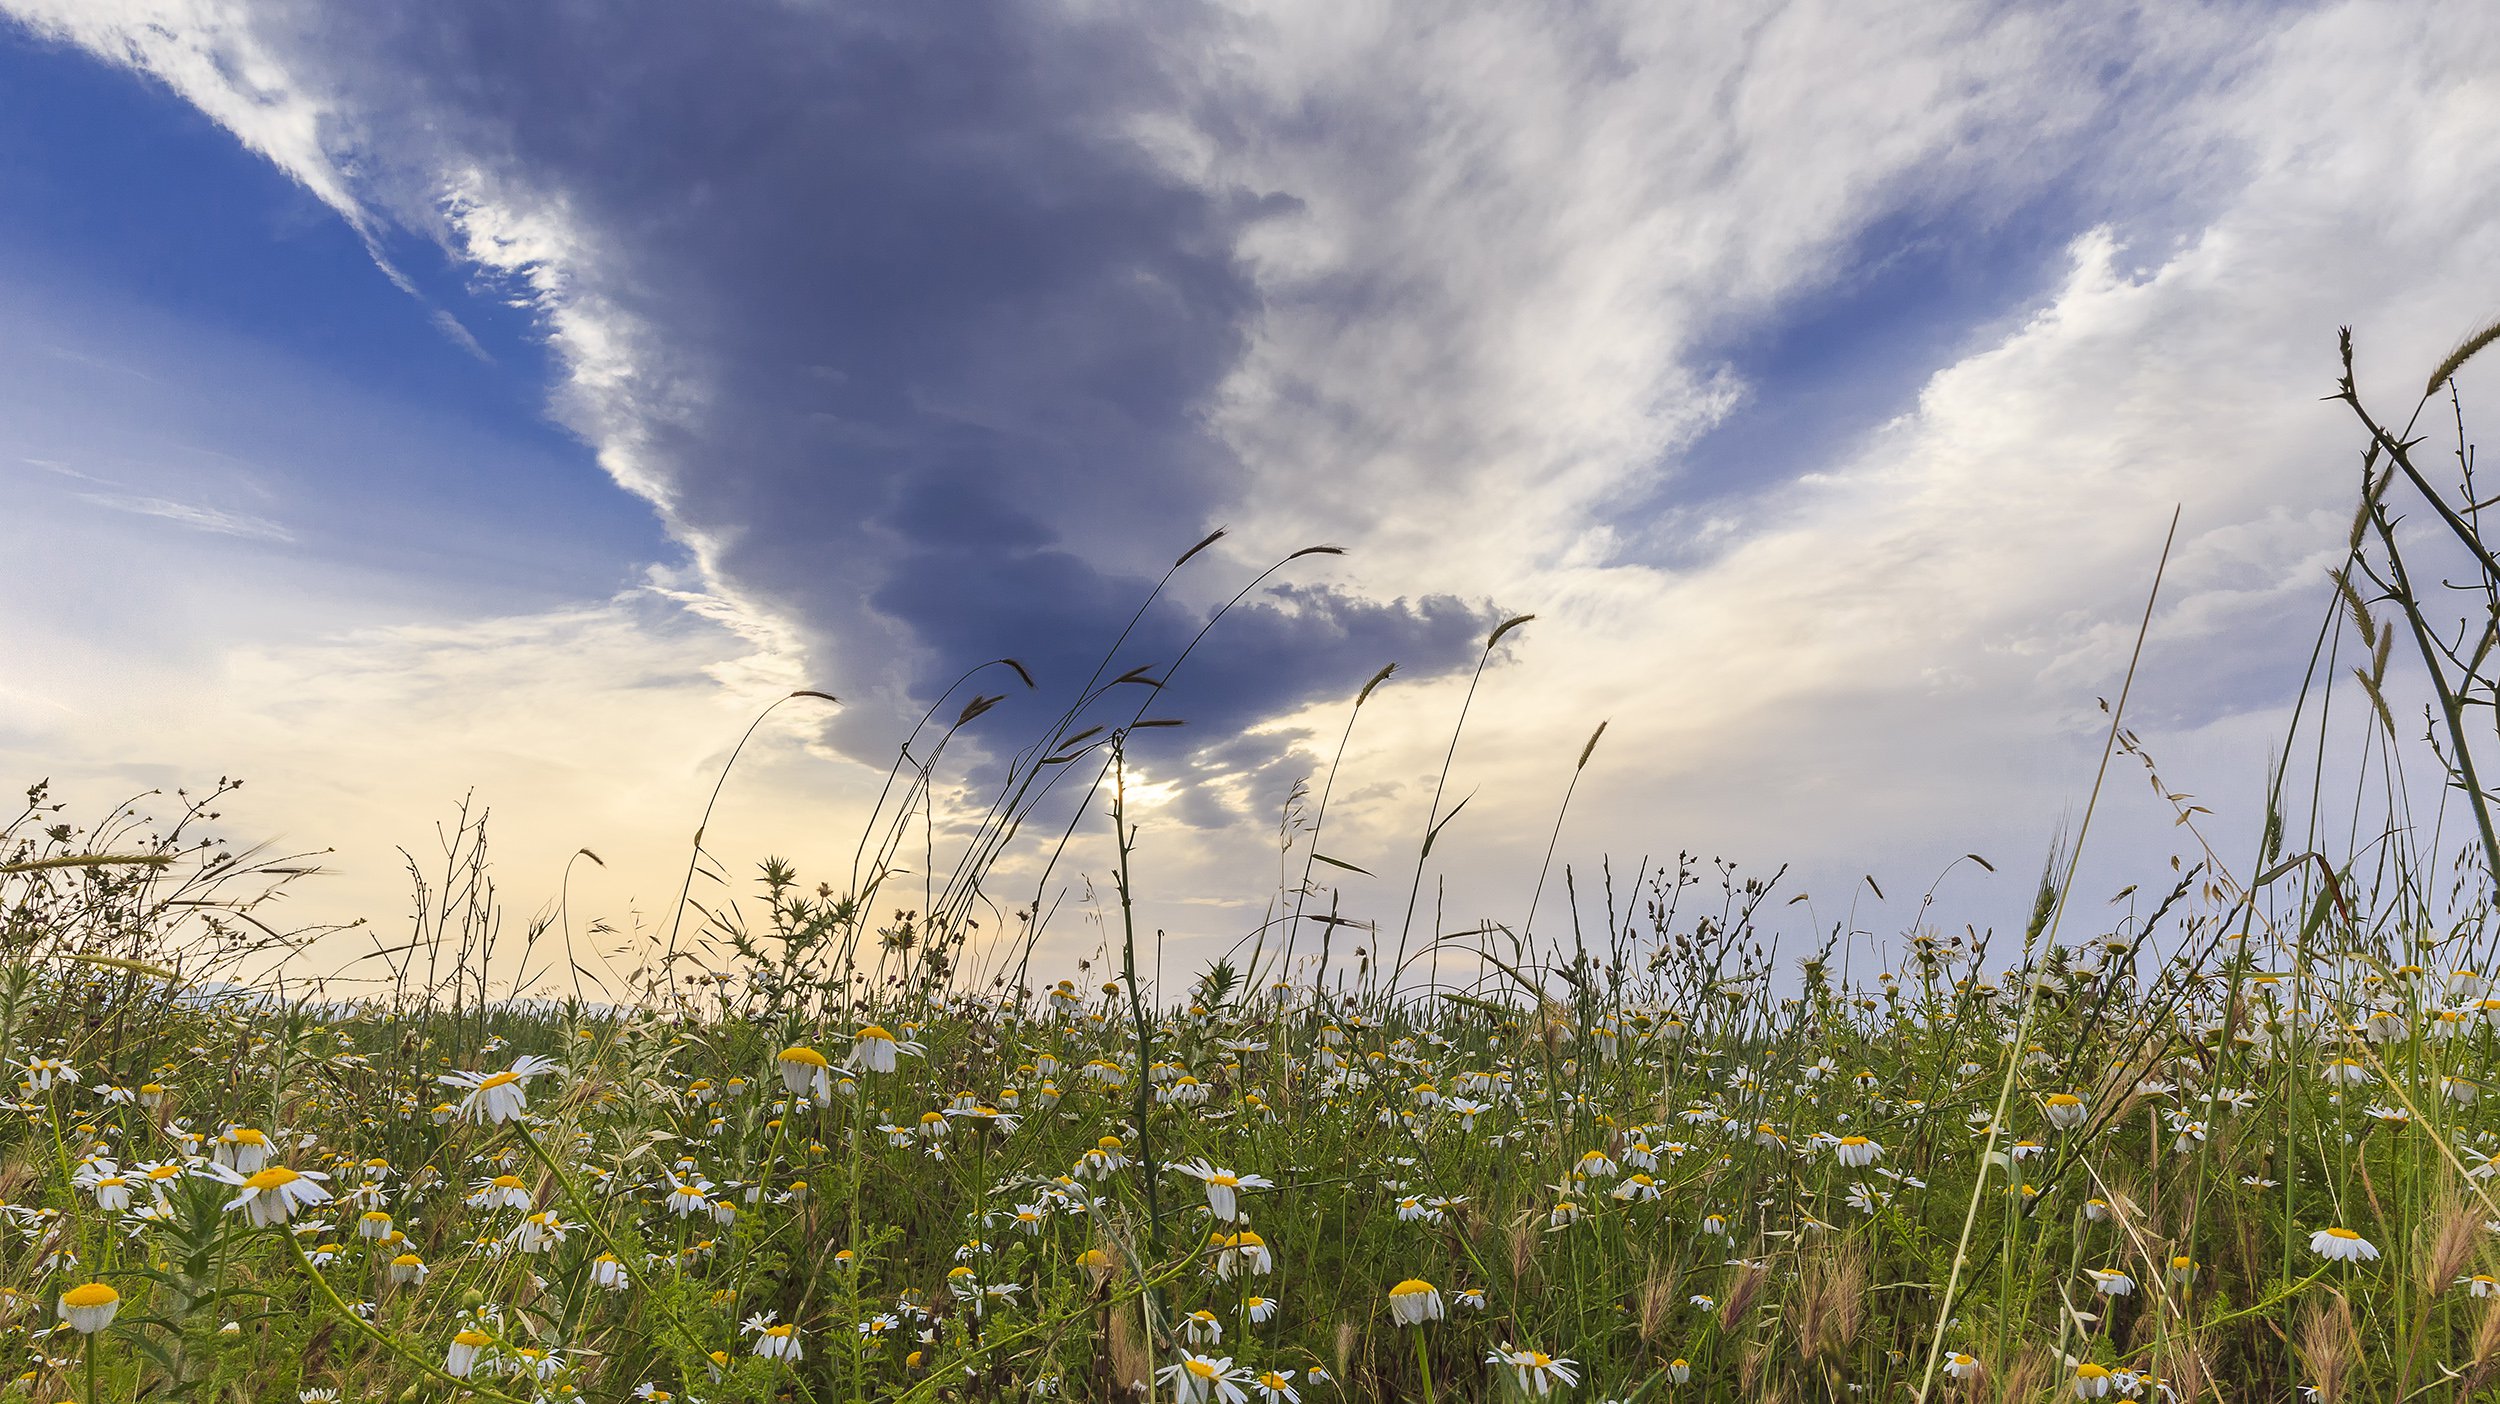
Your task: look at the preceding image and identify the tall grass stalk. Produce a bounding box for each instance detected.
[1916,505,2179,1403]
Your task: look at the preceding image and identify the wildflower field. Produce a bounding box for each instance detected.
[6,343,2500,1404]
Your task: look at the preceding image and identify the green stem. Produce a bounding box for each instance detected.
[1112,739,1166,1254]
[509,1118,716,1363]
[281,1233,532,1404]
[1412,1325,1437,1404]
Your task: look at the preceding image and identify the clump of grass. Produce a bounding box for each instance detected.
[8,332,2500,1403]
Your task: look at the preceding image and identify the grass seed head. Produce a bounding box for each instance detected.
[2297,1292,2356,1404]
[2418,1193,2480,1295]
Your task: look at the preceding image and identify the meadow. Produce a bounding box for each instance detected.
[6,333,2500,1404]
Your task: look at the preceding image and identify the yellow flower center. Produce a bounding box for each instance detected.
[779,1046,828,1067]
[477,1071,521,1090]
[61,1284,117,1309]
[242,1167,300,1191]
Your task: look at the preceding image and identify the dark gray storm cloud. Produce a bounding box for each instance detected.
[172,0,1495,771]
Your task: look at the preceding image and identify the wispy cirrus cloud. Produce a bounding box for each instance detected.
[74,489,292,541]
[17,448,293,541]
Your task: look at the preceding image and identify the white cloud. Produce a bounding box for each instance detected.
[1167,0,2500,972]
[9,0,2500,989]
[1193,2,2210,578]
[0,583,870,992]
[2,1,382,248]
[75,490,293,541]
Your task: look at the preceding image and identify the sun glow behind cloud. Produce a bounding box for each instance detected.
[5,1,2500,989]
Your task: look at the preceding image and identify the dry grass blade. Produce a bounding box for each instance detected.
[1995,1347,2048,1404]
[2296,1292,2356,1404]
[1720,1261,1768,1329]
[1355,661,1399,707]
[1738,1342,1767,1396]
[2417,1193,2479,1296]
[1174,527,1227,568]
[2427,316,2500,398]
[1108,1297,1151,1396]
[1576,719,1608,770]
[2468,1297,2500,1392]
[63,951,181,980]
[0,852,177,873]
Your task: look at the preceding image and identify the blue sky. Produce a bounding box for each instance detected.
[0,25,658,608]
[3,1,2495,990]
[0,24,529,402]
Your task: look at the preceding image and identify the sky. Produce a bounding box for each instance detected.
[3,0,2497,997]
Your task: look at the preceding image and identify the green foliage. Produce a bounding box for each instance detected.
[11,333,2500,1403]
